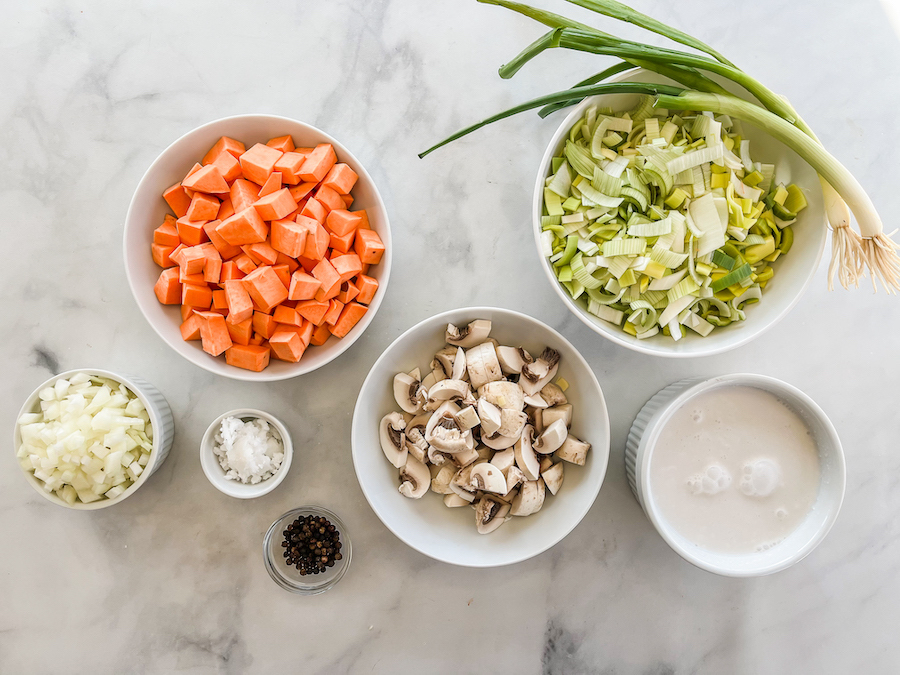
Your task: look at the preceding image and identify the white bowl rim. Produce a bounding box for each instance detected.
[123,113,392,381]
[199,407,293,499]
[638,373,846,577]
[12,368,169,510]
[531,69,827,358]
[350,305,611,567]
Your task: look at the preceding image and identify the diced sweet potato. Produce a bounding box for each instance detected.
[299,143,337,183]
[331,253,363,283]
[195,312,233,356]
[275,153,306,185]
[323,299,344,326]
[258,171,283,198]
[267,135,295,153]
[233,253,258,274]
[239,143,283,186]
[357,210,370,229]
[226,317,253,346]
[243,265,289,313]
[288,271,321,301]
[300,197,327,224]
[296,299,330,326]
[297,320,314,346]
[187,192,220,222]
[254,188,297,221]
[243,242,279,266]
[180,247,207,275]
[321,163,358,195]
[211,150,243,183]
[272,264,291,290]
[217,196,235,221]
[221,261,244,281]
[312,258,341,302]
[182,165,229,195]
[309,323,332,346]
[354,229,385,264]
[216,207,268,246]
[182,283,212,309]
[152,243,176,268]
[337,280,360,304]
[249,333,265,346]
[163,184,192,218]
[203,220,241,259]
[325,209,362,237]
[225,344,270,372]
[230,178,261,213]
[212,289,228,309]
[299,217,330,260]
[203,136,246,165]
[203,256,222,284]
[176,217,208,246]
[355,274,378,304]
[154,219,181,247]
[269,328,306,362]
[315,185,345,213]
[273,305,302,326]
[289,182,317,202]
[179,269,206,285]
[296,256,318,274]
[329,228,356,254]
[271,218,309,258]
[224,279,253,324]
[252,311,278,339]
[341,194,354,208]
[154,267,182,304]
[331,301,368,338]
[180,313,203,341]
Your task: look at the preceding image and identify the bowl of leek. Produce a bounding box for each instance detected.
[532,68,826,357]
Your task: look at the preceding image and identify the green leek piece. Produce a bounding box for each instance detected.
[565,140,596,178]
[780,226,794,254]
[743,236,776,264]
[664,187,687,209]
[558,265,573,282]
[602,238,645,256]
[562,196,581,212]
[783,184,808,214]
[711,249,735,271]
[551,156,564,173]
[618,268,636,287]
[695,261,713,276]
[555,235,579,267]
[711,263,752,292]
[667,276,699,303]
[544,189,564,216]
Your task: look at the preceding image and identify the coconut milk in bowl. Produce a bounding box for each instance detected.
[627,374,845,577]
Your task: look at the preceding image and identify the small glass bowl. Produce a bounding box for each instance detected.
[263,506,351,594]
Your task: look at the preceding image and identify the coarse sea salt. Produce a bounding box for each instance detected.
[214,416,284,484]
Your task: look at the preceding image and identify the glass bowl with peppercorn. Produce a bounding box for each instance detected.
[263,506,351,594]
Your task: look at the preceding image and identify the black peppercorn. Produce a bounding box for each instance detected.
[280,513,343,577]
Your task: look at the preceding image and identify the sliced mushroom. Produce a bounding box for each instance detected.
[476,398,502,435]
[542,462,564,495]
[541,404,573,429]
[504,465,526,493]
[424,401,474,454]
[478,381,525,412]
[427,445,453,466]
[497,409,527,440]
[523,393,549,409]
[443,493,470,508]
[533,419,568,454]
[475,446,494,462]
[539,456,553,473]
[446,319,492,349]
[425,379,470,410]
[451,347,467,380]
[398,456,430,499]
[379,412,408,469]
[556,435,591,465]
[520,347,560,396]
[497,486,519,505]
[514,426,540,481]
[526,406,543,433]
[431,347,457,379]
[449,464,479,501]
[465,342,503,390]
[475,496,510,534]
[509,478,545,516]
[393,372,425,413]
[540,382,568,407]
[421,367,444,390]
[481,431,519,450]
[469,463,507,493]
[404,412,432,463]
[490,447,516,473]
[454,405,480,431]
[449,446,479,468]
[430,463,457,494]
[496,346,533,375]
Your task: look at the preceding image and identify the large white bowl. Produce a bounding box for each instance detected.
[13,369,175,510]
[625,373,845,576]
[351,307,610,567]
[533,70,827,357]
[124,114,392,381]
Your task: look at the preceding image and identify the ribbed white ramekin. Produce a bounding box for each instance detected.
[13,369,175,510]
[626,373,845,577]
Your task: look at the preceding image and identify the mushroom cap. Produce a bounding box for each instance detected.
[481,432,519,450]
[379,412,408,469]
[465,342,503,390]
[393,372,424,414]
[476,398,502,435]
[443,493,471,508]
[556,435,591,466]
[469,463,508,494]
[520,348,561,396]
[509,478,546,516]
[534,419,568,454]
[398,455,430,499]
[542,462,565,495]
[446,319,492,349]
[489,447,516,473]
[540,382,568,407]
[425,379,470,409]
[514,426,540,481]
[475,496,511,534]
[496,346,533,375]
[478,381,526,412]
[425,400,474,453]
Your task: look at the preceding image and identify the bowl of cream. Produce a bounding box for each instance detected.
[626,373,845,577]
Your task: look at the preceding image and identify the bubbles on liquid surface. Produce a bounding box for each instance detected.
[687,464,732,496]
[740,459,781,497]
[775,507,788,520]
[755,539,783,552]
[691,409,704,423]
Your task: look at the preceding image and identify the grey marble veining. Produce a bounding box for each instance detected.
[3,0,900,673]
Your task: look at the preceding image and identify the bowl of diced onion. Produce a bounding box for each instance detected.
[13,369,175,510]
[533,69,827,357]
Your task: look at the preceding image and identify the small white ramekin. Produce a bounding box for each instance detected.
[13,369,175,510]
[200,408,293,499]
[625,373,845,577]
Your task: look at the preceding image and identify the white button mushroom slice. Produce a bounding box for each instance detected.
[431,347,458,379]
[533,419,568,454]
[448,446,479,468]
[475,446,494,462]
[451,346,467,381]
[490,447,516,473]
[431,463,457,494]
[481,431,519,450]
[556,435,591,465]
[425,379,470,410]
[443,493,471,508]
[509,478,546,516]
[427,445,454,466]
[398,455,430,499]
[497,409,527,440]
[424,401,474,453]
[453,405,480,431]
[503,465,527,494]
[542,462,565,495]
[404,412,432,463]
[496,346,533,375]
[446,319,492,349]
[539,456,553,474]
[477,381,526,412]
[475,496,511,534]
[476,398,502,435]
[529,407,544,434]
[519,347,561,396]
[449,465,478,502]
[541,404,573,429]
[465,342,503,390]
[393,372,425,414]
[379,412,408,469]
[514,426,540,481]
[497,485,519,505]
[408,367,421,381]
[421,368,444,390]
[469,463,507,494]
[523,393,549,409]
[540,382,568,406]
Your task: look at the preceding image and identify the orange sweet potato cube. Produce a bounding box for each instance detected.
[233,253,258,275]
[325,209,362,237]
[315,185,345,213]
[224,279,254,324]
[217,196,236,221]
[195,312,233,356]
[355,274,379,304]
[354,229,385,265]
[230,178,261,213]
[203,220,242,259]
[309,323,332,346]
[331,253,363,283]
[151,243,176,268]
[203,136,246,165]
[216,207,268,246]
[182,283,212,309]
[275,152,306,185]
[271,218,309,259]
[176,217,208,247]
[182,164,229,195]
[289,182,317,202]
[329,228,356,254]
[221,260,244,281]
[267,135,295,153]
[154,219,181,247]
[300,197,327,224]
[272,264,291,290]
[187,192,220,222]
[288,271,321,301]
[211,150,243,183]
[258,171,283,198]
[299,216,330,260]
[337,280,360,304]
[254,188,297,221]
[296,299,330,326]
[239,143,283,186]
[212,289,228,309]
[163,184,192,218]
[225,344,270,371]
[273,304,302,326]
[331,302,368,338]
[298,144,337,183]
[243,266,289,313]
[321,163,358,195]
[179,246,208,275]
[180,313,203,341]
[226,317,253,346]
[269,328,306,362]
[323,299,344,326]
[252,311,278,339]
[311,258,341,302]
[154,267,182,305]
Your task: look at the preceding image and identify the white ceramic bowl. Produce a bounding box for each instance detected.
[351,306,610,567]
[124,114,392,381]
[200,408,293,499]
[625,373,845,577]
[533,69,827,357]
[12,369,175,510]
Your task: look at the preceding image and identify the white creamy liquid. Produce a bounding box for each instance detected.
[650,385,820,555]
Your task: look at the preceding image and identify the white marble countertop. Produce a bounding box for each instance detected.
[4,0,900,672]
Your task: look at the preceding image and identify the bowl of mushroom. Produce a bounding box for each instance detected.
[351,307,610,567]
